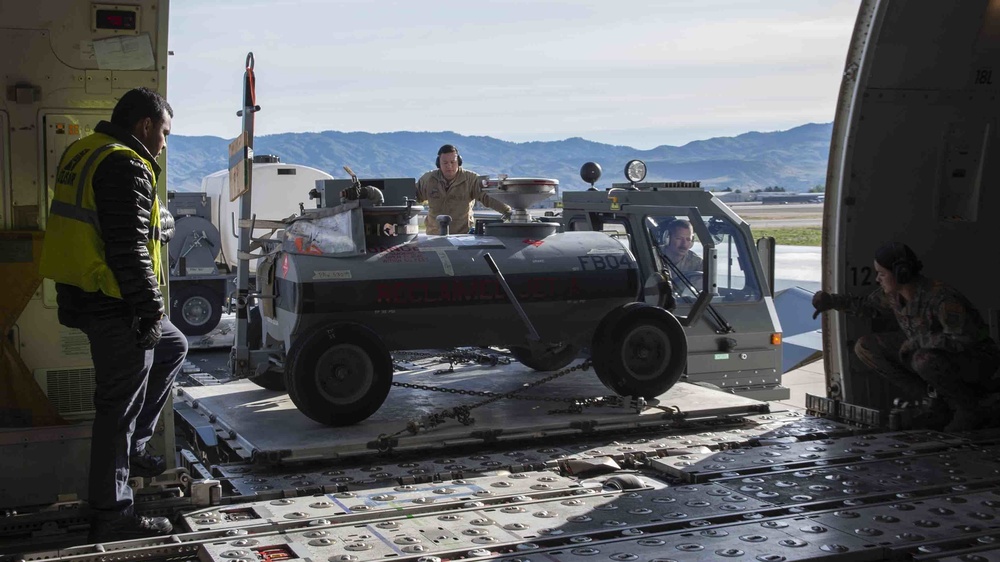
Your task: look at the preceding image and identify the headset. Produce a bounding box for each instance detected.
[435,144,462,169]
[892,256,916,284]
[888,242,922,284]
[661,218,690,245]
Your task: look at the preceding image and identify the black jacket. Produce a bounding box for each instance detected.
[56,121,164,327]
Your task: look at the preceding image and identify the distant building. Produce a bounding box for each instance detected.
[755,192,824,204]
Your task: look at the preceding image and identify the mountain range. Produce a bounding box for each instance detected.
[166,122,833,194]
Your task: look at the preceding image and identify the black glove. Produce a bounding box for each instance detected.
[135,316,162,350]
[811,290,834,320]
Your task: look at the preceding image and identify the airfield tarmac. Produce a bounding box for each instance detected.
[732,202,822,292]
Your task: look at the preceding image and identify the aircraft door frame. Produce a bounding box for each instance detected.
[1,110,8,229]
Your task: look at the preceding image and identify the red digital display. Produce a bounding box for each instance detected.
[95,9,137,31]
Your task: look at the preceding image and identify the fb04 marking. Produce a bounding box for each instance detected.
[578,254,632,271]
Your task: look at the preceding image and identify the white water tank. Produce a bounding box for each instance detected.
[201,160,335,272]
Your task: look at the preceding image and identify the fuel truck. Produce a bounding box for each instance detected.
[236,161,783,426]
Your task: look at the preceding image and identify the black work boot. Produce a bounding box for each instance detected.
[88,513,173,543]
[905,397,951,430]
[130,449,167,478]
[944,407,987,432]
[942,394,999,433]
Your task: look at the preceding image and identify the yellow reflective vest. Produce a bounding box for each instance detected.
[39,132,161,299]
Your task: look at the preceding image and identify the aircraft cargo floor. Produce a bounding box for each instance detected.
[174,351,775,464]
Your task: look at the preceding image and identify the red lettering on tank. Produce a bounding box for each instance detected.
[376,283,392,303]
[568,277,582,298]
[451,280,467,302]
[409,282,424,303]
[546,277,559,298]
[372,276,597,307]
[517,281,529,301]
[479,279,497,300]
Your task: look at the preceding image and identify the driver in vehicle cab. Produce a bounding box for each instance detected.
[660,218,703,274]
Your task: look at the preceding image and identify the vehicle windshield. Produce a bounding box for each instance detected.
[648,214,762,303]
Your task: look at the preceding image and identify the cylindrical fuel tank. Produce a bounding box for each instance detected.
[202,162,335,272]
[268,231,639,350]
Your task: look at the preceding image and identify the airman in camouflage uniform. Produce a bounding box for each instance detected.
[660,218,703,273]
[813,242,1000,431]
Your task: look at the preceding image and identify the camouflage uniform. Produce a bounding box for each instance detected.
[667,250,703,274]
[829,277,1000,409]
[415,169,511,235]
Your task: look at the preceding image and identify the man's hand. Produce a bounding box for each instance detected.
[501,209,512,222]
[812,290,834,319]
[136,316,162,350]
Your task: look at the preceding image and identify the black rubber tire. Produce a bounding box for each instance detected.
[604,474,647,491]
[509,343,580,372]
[591,303,687,398]
[285,323,393,426]
[170,284,222,336]
[247,307,286,392]
[591,302,648,392]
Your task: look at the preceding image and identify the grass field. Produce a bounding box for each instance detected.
[751,226,823,247]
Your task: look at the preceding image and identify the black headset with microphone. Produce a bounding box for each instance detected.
[893,255,917,284]
[885,242,922,284]
[435,144,462,169]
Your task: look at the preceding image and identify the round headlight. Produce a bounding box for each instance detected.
[625,159,647,183]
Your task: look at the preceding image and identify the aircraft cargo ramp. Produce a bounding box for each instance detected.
[12,333,1000,561]
[15,395,1000,562]
[11,339,1000,561]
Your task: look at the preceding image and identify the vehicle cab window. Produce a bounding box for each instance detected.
[648,214,762,303]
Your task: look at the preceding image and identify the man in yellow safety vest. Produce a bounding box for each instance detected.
[39,87,186,544]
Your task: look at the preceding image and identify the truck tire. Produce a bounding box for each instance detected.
[509,343,579,372]
[171,284,223,336]
[285,323,393,426]
[591,304,687,398]
[247,307,286,392]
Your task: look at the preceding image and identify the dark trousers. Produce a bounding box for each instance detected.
[854,332,999,406]
[82,316,187,515]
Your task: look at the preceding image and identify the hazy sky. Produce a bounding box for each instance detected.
[167,0,861,149]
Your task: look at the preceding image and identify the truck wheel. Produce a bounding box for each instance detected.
[285,324,393,426]
[171,285,222,336]
[509,343,579,372]
[247,307,285,392]
[591,304,687,398]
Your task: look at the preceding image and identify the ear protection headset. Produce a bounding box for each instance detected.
[661,218,688,245]
[885,242,922,284]
[435,145,462,169]
[892,256,916,284]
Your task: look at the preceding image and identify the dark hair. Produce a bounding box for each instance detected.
[666,218,693,234]
[874,241,923,283]
[437,144,459,157]
[435,144,462,168]
[110,87,173,130]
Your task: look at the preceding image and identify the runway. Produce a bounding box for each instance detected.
[772,244,821,293]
